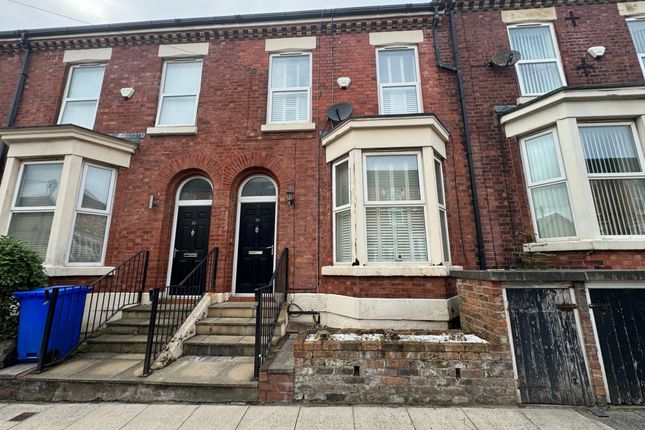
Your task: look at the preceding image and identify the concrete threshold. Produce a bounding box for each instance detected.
[0,352,257,403]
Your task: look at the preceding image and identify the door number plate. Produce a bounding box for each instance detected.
[248,250,263,255]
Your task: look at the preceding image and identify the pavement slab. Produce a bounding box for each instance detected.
[463,407,539,430]
[65,403,148,430]
[519,407,611,430]
[178,405,248,430]
[236,405,300,430]
[353,406,415,430]
[0,404,54,430]
[120,404,198,430]
[0,364,35,379]
[408,407,476,430]
[295,406,354,430]
[583,409,645,430]
[10,403,99,430]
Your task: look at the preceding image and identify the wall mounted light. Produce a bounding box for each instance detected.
[286,187,295,207]
[148,194,157,209]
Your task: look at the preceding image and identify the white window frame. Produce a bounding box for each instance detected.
[375,46,423,115]
[577,121,645,240]
[362,151,429,264]
[7,160,64,258]
[627,17,645,79]
[507,23,567,97]
[66,162,117,266]
[332,158,351,265]
[155,58,203,127]
[434,156,451,262]
[520,128,577,241]
[266,52,312,124]
[57,64,105,129]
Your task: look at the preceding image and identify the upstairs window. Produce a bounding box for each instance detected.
[268,53,311,123]
[8,162,63,258]
[508,24,565,96]
[376,47,422,114]
[58,65,105,129]
[627,19,645,77]
[156,59,203,126]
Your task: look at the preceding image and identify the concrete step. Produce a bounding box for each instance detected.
[87,334,150,353]
[208,302,256,319]
[102,319,176,335]
[183,334,277,356]
[196,317,256,336]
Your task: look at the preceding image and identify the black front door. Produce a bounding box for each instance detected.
[589,288,645,405]
[170,205,211,294]
[236,202,275,294]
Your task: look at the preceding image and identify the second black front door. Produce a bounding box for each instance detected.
[235,202,276,294]
[170,205,211,294]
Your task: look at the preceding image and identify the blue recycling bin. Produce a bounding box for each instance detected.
[13,286,91,362]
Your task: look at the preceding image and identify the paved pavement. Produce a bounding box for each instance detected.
[0,402,643,429]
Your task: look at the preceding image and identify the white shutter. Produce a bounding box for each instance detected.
[335,210,352,263]
[382,86,419,115]
[366,207,427,262]
[270,90,308,122]
[377,48,420,114]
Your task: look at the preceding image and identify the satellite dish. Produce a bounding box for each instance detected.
[489,49,521,68]
[327,103,353,125]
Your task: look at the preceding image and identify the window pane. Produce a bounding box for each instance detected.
[517,62,562,94]
[163,61,202,95]
[158,95,197,125]
[179,178,212,200]
[579,125,642,174]
[366,155,420,202]
[531,183,576,238]
[628,20,645,53]
[509,26,556,60]
[69,213,108,263]
[335,209,352,263]
[81,166,112,210]
[16,163,63,207]
[59,100,99,129]
[335,162,349,208]
[381,86,419,114]
[434,160,445,206]
[242,177,276,197]
[524,132,562,182]
[8,212,54,259]
[590,179,645,236]
[378,49,416,84]
[271,90,308,122]
[271,55,310,89]
[67,66,105,98]
[440,209,450,262]
[366,207,427,262]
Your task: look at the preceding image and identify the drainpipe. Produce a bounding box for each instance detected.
[432,1,487,269]
[1,32,31,177]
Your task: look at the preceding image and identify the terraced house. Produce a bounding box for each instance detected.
[0,0,644,406]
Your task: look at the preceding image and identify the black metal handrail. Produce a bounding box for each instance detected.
[142,247,219,376]
[36,250,149,372]
[253,248,288,379]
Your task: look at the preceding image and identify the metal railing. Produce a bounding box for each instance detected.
[253,248,288,379]
[36,250,149,372]
[142,247,219,376]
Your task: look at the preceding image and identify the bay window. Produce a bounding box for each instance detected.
[268,53,311,123]
[376,47,422,114]
[507,24,565,96]
[435,158,451,262]
[333,159,352,264]
[58,65,105,129]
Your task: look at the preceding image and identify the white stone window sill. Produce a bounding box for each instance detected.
[524,239,645,252]
[321,265,450,277]
[147,126,197,136]
[261,122,316,132]
[45,266,115,277]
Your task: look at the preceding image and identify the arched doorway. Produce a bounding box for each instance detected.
[166,177,213,292]
[233,175,278,294]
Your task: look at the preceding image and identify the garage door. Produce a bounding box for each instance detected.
[589,288,645,405]
[506,288,593,405]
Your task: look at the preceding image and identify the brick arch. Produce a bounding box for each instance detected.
[215,151,291,190]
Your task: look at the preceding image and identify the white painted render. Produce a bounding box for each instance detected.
[157,42,209,58]
[63,48,113,63]
[368,30,424,46]
[265,36,316,52]
[501,7,557,24]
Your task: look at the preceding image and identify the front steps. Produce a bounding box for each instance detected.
[86,305,159,353]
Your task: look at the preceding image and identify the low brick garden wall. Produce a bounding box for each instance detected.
[293,331,516,405]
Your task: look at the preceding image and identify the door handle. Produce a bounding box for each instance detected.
[265,245,274,255]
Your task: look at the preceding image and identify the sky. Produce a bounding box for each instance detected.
[0,0,430,32]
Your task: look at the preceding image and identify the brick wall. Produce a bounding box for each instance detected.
[293,331,516,404]
[258,371,294,404]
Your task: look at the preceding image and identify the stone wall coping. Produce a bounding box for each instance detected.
[453,269,645,282]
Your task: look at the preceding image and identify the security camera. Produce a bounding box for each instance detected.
[120,87,135,99]
[587,46,605,60]
[336,77,351,90]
